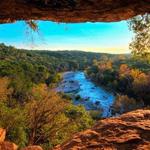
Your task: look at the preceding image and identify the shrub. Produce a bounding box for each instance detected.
[89,110,102,120]
[111,94,143,115]
[0,101,27,148]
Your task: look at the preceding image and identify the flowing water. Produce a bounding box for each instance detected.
[57,71,115,117]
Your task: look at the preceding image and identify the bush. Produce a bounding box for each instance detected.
[0,102,27,148]
[25,84,94,148]
[65,105,94,130]
[89,110,102,120]
[111,94,143,115]
[59,93,72,101]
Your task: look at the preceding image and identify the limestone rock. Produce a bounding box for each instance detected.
[53,109,150,150]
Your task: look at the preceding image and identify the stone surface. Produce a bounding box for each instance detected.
[0,128,6,142]
[0,0,150,23]
[53,109,150,150]
[22,145,43,150]
[0,141,18,150]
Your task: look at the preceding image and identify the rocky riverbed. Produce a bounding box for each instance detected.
[57,71,115,117]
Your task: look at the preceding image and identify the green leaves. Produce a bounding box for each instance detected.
[128,13,150,62]
[0,102,27,147]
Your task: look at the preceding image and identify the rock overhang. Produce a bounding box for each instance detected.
[0,0,150,23]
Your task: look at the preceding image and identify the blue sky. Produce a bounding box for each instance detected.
[0,21,133,54]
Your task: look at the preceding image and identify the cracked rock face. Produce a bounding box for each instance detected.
[53,109,150,150]
[0,0,150,23]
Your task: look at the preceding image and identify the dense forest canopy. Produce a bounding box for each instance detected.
[0,43,149,104]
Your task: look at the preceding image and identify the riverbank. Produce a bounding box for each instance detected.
[56,72,80,93]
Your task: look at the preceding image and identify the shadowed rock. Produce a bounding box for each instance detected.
[0,0,150,23]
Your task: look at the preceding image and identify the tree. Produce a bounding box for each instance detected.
[128,13,150,62]
[119,64,130,77]
[25,84,93,148]
[131,69,150,105]
[25,85,68,145]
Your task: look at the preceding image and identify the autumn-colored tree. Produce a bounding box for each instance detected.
[26,84,93,148]
[98,61,112,72]
[119,64,130,77]
[26,84,69,145]
[130,69,150,104]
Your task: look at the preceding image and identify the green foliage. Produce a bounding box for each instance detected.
[46,104,94,148]
[65,105,94,130]
[60,93,72,101]
[0,43,116,104]
[0,102,27,148]
[46,73,62,85]
[128,13,150,62]
[9,74,33,103]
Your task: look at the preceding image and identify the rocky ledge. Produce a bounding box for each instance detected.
[53,109,150,150]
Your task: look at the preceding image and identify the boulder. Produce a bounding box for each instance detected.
[0,141,18,150]
[53,109,150,150]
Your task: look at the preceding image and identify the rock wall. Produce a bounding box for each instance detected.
[0,0,150,23]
